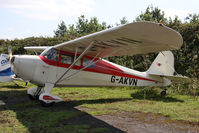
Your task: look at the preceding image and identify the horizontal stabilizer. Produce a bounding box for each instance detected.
[150,74,191,83]
[163,75,191,83]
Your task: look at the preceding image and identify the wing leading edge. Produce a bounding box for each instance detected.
[24,46,49,52]
[53,21,183,58]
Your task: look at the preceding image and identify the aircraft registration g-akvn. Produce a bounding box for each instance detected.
[2,22,190,107]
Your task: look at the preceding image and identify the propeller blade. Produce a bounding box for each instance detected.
[8,46,13,61]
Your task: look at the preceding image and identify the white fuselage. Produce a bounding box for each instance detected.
[12,55,170,87]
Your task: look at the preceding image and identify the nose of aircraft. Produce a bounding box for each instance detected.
[11,55,38,81]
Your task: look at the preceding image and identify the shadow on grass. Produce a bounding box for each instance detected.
[64,98,132,108]
[131,88,184,103]
[0,83,26,89]
[0,89,126,133]
[1,85,26,89]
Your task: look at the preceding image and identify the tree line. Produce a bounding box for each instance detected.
[0,6,198,94]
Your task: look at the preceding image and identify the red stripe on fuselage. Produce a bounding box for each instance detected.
[39,56,157,83]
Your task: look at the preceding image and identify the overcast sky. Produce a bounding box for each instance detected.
[0,0,198,39]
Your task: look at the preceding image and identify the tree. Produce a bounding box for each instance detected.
[185,14,199,23]
[75,15,108,36]
[120,17,128,24]
[54,21,67,37]
[53,15,110,39]
[136,6,167,23]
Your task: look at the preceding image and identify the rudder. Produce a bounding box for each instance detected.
[147,51,175,76]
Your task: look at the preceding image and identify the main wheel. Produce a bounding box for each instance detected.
[27,87,42,100]
[160,90,166,96]
[40,100,54,107]
[28,94,39,100]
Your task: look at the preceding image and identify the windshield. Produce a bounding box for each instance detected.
[41,47,59,61]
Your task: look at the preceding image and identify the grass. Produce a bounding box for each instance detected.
[55,86,199,122]
[0,81,199,133]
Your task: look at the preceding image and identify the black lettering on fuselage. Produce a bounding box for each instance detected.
[111,76,116,83]
[118,77,123,84]
[133,79,138,86]
[129,78,138,86]
[123,77,128,84]
[111,75,138,86]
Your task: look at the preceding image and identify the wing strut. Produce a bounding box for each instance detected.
[74,47,78,60]
[54,42,93,84]
[58,48,122,82]
[59,51,101,82]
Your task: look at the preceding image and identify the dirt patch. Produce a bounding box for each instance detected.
[95,111,199,133]
[57,109,125,133]
[76,106,97,112]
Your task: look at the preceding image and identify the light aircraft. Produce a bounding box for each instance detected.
[0,54,15,82]
[2,22,190,107]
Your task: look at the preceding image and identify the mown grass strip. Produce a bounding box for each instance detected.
[0,81,199,133]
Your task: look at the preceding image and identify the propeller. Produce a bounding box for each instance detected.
[8,46,12,61]
[8,46,15,63]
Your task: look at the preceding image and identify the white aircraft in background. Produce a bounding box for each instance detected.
[1,22,190,107]
[0,54,15,82]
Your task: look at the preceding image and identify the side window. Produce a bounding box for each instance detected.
[83,58,96,68]
[61,53,73,64]
[44,48,59,61]
[83,58,91,66]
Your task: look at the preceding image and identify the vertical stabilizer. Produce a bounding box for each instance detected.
[147,51,175,76]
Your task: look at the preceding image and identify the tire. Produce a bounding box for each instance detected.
[28,94,39,100]
[160,91,166,96]
[40,100,54,107]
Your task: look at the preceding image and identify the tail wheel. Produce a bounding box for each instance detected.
[160,90,167,96]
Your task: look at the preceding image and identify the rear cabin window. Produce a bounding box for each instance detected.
[83,58,96,68]
[61,53,73,64]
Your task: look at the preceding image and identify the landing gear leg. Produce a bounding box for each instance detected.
[27,86,43,100]
[160,89,167,96]
[39,83,62,107]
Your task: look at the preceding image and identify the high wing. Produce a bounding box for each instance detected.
[24,46,49,52]
[53,21,183,58]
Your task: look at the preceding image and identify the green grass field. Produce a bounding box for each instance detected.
[0,81,199,133]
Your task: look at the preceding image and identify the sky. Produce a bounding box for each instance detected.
[0,0,198,39]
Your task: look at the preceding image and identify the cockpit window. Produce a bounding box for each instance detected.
[42,48,59,61]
